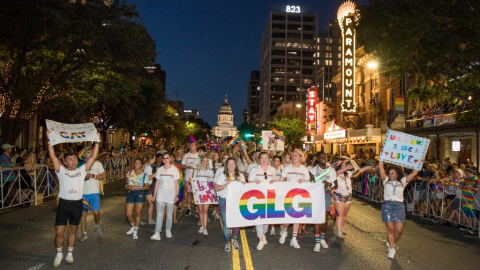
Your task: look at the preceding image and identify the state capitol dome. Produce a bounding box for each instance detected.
[213,95,237,138]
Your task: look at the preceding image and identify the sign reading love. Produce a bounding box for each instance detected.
[379,130,430,170]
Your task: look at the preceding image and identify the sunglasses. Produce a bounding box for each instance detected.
[264,172,267,180]
[162,157,170,160]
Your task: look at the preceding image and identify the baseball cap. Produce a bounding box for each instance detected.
[429,163,438,169]
[78,146,92,160]
[2,144,14,150]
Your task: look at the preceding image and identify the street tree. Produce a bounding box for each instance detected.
[358,0,480,123]
[0,0,155,143]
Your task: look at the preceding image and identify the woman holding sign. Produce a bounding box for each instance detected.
[378,160,420,259]
[277,149,310,249]
[248,152,276,251]
[215,158,246,251]
[334,161,372,239]
[193,156,215,236]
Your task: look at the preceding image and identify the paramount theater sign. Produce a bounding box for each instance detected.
[337,1,358,112]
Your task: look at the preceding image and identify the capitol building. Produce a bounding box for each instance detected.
[213,95,237,138]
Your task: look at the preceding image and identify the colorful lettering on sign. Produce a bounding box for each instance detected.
[239,189,312,220]
[59,131,87,139]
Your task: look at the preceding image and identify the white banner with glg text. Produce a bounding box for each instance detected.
[192,178,218,205]
[226,182,324,227]
[46,120,100,146]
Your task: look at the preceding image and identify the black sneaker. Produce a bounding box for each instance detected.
[185,208,191,216]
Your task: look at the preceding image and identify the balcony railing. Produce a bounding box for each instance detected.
[405,113,456,129]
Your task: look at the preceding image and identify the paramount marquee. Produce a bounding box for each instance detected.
[337,1,357,112]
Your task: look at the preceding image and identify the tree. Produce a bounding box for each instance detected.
[357,0,480,123]
[0,0,155,143]
[266,116,306,145]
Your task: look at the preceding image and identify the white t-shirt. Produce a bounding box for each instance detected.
[182,152,199,181]
[214,166,225,180]
[246,162,258,175]
[335,171,353,195]
[310,165,336,186]
[236,158,247,172]
[57,165,88,200]
[248,165,276,183]
[281,164,310,182]
[274,168,282,181]
[215,172,246,198]
[143,163,153,184]
[83,161,105,195]
[383,176,407,202]
[193,168,214,181]
[155,165,180,203]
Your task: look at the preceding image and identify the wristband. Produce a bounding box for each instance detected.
[91,174,97,179]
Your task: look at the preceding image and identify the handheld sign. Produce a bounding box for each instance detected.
[192,178,218,205]
[379,130,430,170]
[46,119,100,146]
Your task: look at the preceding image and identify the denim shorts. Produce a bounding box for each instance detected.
[381,201,405,223]
[126,190,147,204]
[82,193,100,212]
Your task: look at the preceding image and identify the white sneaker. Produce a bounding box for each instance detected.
[150,232,161,241]
[320,239,329,249]
[256,241,265,250]
[290,238,300,249]
[215,213,220,220]
[53,253,63,267]
[270,227,275,235]
[388,248,396,259]
[65,253,74,264]
[337,232,345,239]
[386,242,398,250]
[132,232,138,240]
[313,243,321,252]
[203,229,208,236]
[279,231,287,244]
[211,210,217,216]
[166,230,172,238]
[79,232,87,242]
[126,226,135,235]
[198,227,204,234]
[262,237,267,245]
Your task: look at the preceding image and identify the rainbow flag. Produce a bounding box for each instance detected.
[206,132,210,141]
[189,135,196,143]
[228,134,240,146]
[272,128,285,142]
[82,199,91,211]
[174,162,184,203]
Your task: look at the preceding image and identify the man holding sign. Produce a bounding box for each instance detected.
[47,130,100,267]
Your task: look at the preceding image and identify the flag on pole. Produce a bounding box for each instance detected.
[228,134,240,146]
[272,128,285,142]
[206,132,210,141]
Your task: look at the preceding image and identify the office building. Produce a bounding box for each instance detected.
[317,21,342,103]
[247,70,260,125]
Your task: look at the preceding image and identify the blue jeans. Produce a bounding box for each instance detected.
[155,200,174,233]
[218,197,240,243]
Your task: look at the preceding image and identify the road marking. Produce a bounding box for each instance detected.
[232,242,240,270]
[240,229,254,270]
[27,263,45,270]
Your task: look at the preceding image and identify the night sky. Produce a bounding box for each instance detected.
[130,0,369,127]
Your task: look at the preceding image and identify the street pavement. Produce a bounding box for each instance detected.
[1,180,479,270]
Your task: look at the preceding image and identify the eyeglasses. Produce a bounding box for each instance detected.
[264,172,267,180]
[162,157,170,160]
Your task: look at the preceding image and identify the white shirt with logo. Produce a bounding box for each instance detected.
[57,165,87,200]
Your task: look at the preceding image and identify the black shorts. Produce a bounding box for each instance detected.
[445,194,456,200]
[55,198,83,226]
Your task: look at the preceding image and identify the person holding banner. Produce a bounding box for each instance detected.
[215,158,246,251]
[193,156,215,236]
[125,158,150,240]
[269,155,283,236]
[46,130,100,267]
[334,161,372,239]
[150,153,179,240]
[309,152,337,252]
[277,149,310,249]
[248,152,276,251]
[378,160,420,259]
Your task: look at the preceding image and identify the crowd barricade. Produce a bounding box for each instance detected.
[0,155,140,211]
[351,176,480,237]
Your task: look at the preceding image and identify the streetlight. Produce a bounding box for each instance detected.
[367,61,378,69]
[296,103,302,108]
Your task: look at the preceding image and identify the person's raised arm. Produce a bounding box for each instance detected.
[46,130,61,173]
[378,161,387,181]
[84,134,100,172]
[406,169,420,184]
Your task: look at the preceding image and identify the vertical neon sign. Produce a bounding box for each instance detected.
[337,1,357,112]
[306,86,318,134]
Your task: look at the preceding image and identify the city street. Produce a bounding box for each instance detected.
[1,180,479,270]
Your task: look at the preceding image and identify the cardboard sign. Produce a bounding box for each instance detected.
[379,130,430,170]
[46,120,99,146]
[225,182,324,227]
[192,178,218,205]
[261,130,285,151]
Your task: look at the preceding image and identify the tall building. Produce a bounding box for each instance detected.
[212,95,237,138]
[247,70,260,125]
[317,21,342,103]
[259,6,318,124]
